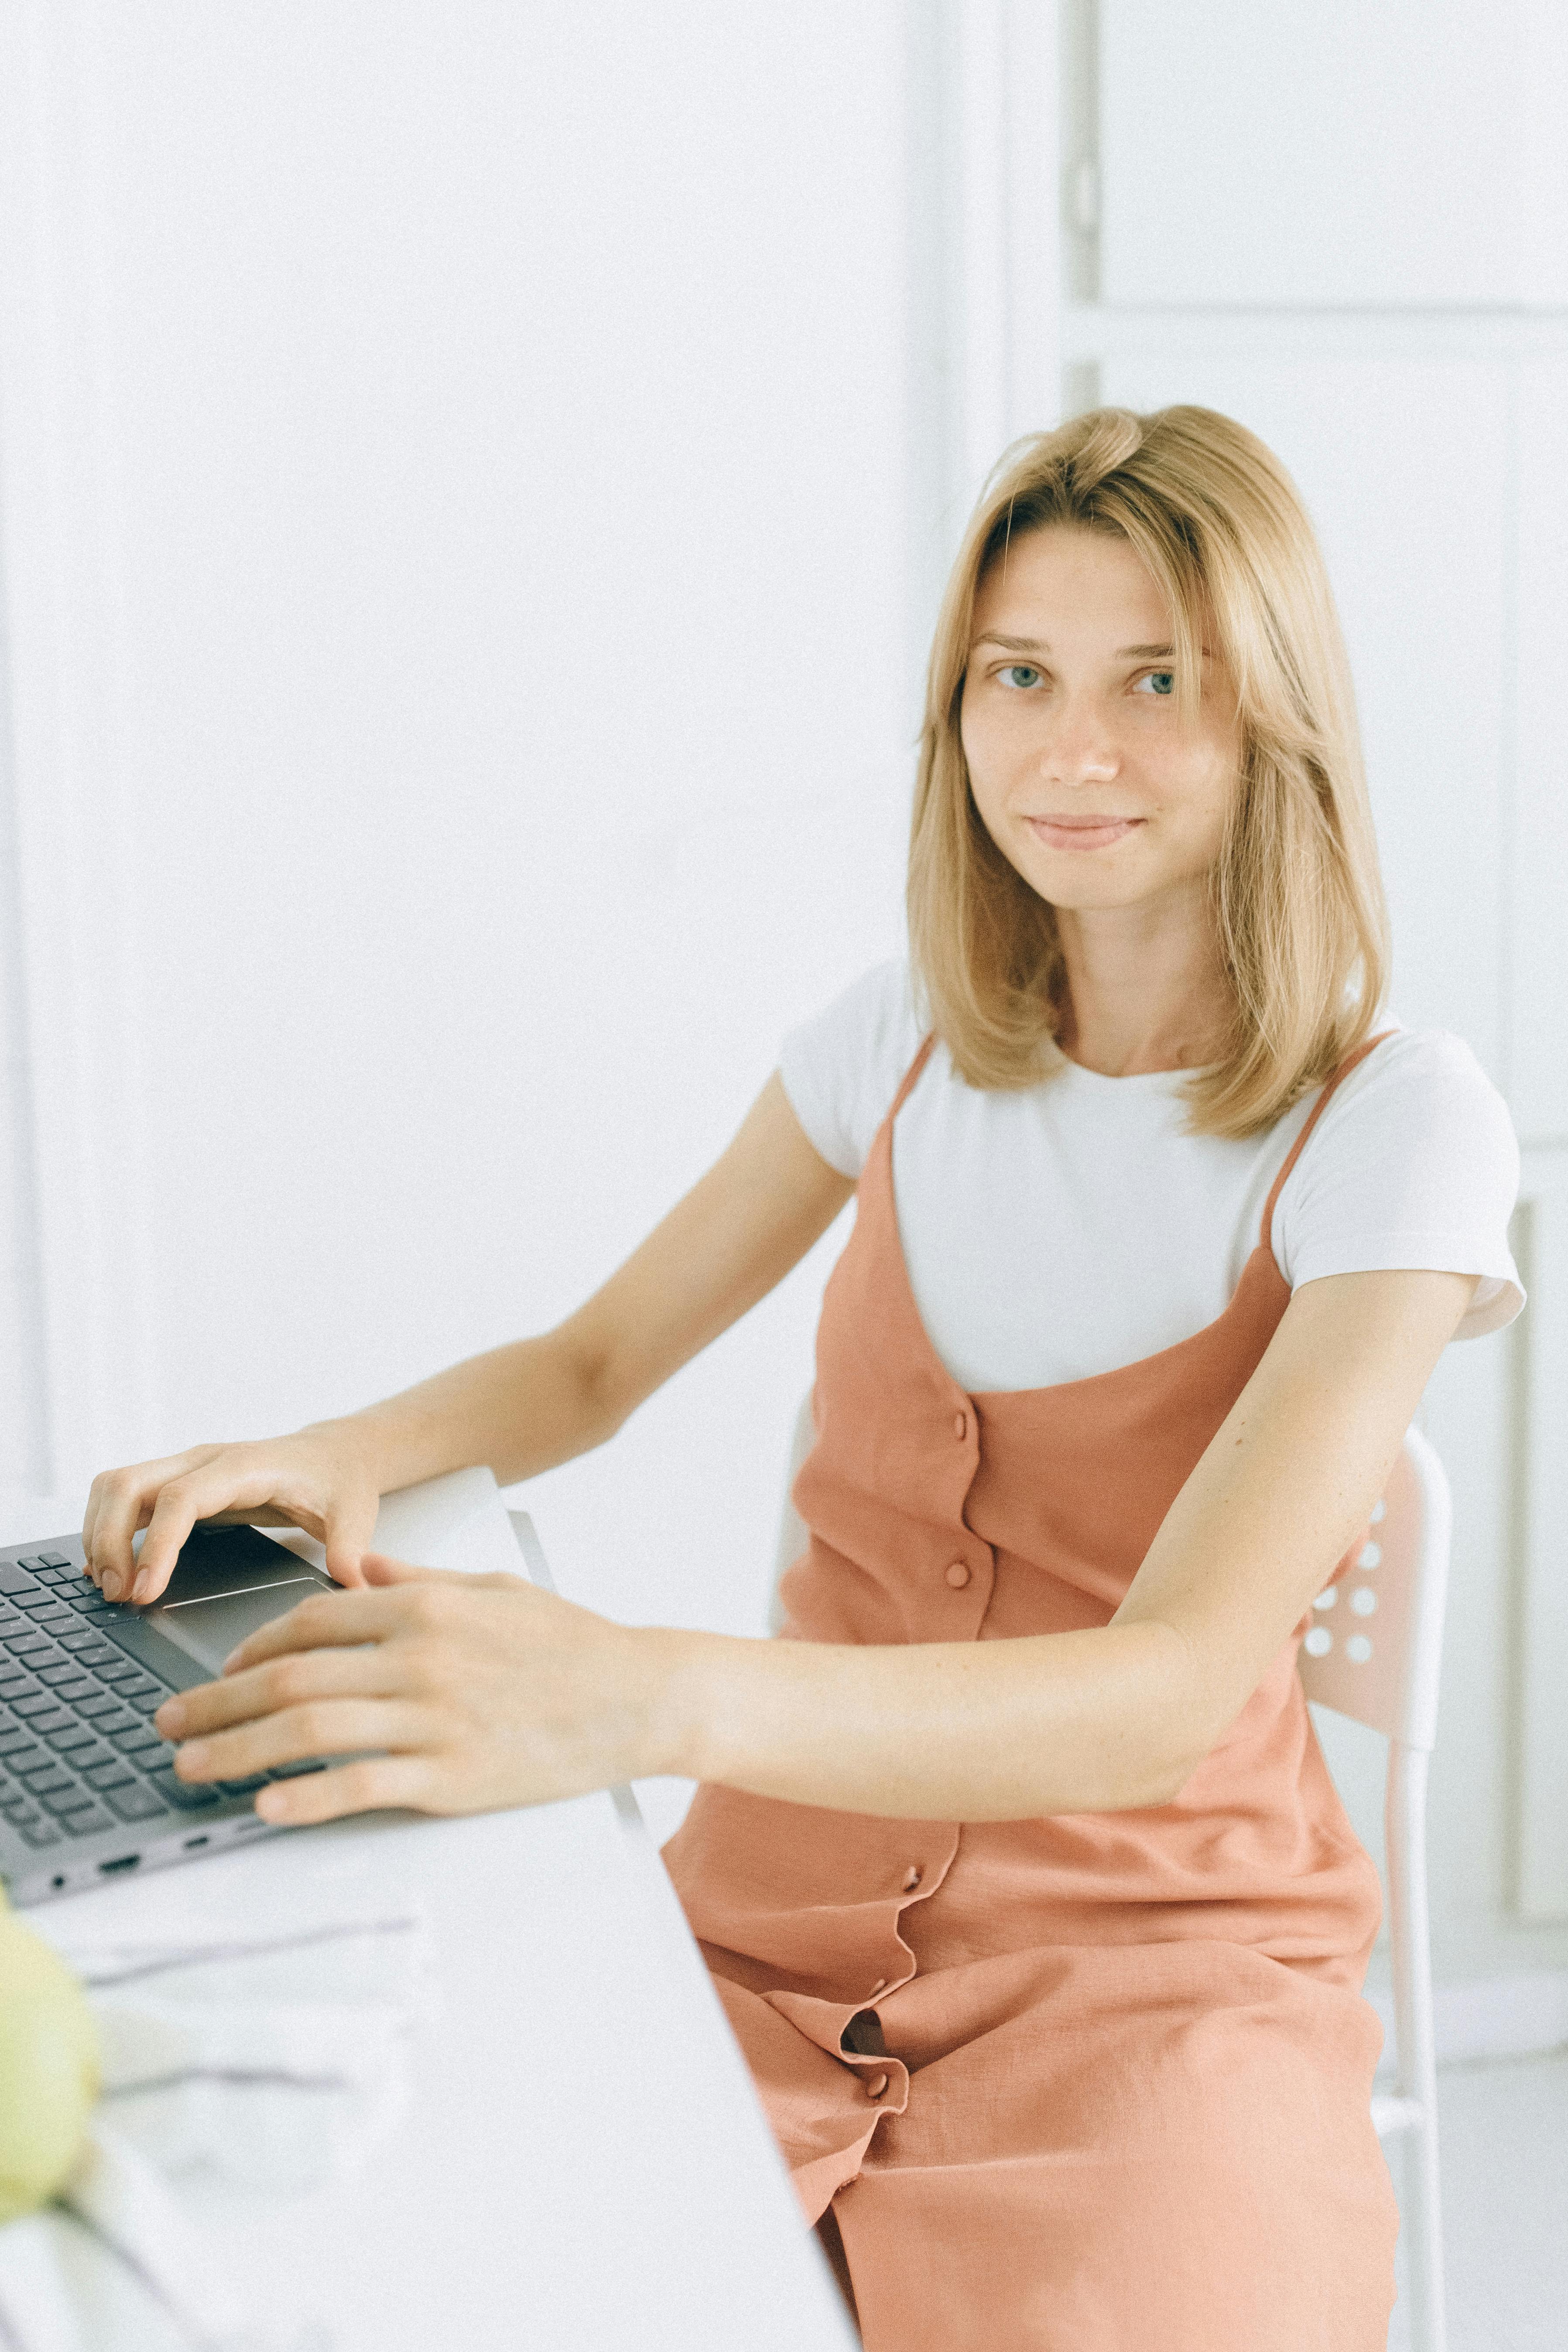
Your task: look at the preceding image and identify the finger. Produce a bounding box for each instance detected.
[172,1696,430,1785]
[359,1553,524,1596]
[255,1754,437,1828]
[85,1452,222,1595]
[357,1551,449,1588]
[131,1464,320,1604]
[220,1581,425,1672]
[155,1640,407,1741]
[322,1493,382,1590]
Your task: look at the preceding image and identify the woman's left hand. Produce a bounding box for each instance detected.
[151,1556,683,1827]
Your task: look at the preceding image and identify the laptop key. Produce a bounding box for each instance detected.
[20,1818,63,1845]
[116,1675,169,1705]
[75,1693,126,1721]
[55,1800,114,1836]
[0,1741,47,1773]
[108,1723,168,1754]
[83,1761,135,1792]
[38,1667,98,1696]
[0,1673,41,1701]
[97,1709,150,1737]
[41,1786,95,1821]
[46,1725,103,1758]
[145,1769,220,1811]
[21,1765,75,1796]
[107,1782,168,1822]
[69,1638,121,1664]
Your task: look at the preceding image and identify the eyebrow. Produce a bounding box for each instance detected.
[972,633,1181,660]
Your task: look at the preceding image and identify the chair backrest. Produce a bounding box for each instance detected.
[767,1393,817,1636]
[1298,1422,1451,1752]
[770,1397,1451,1753]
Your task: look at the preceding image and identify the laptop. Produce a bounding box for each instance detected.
[0,1466,531,1906]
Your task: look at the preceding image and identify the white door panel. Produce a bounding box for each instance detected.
[1513,358,1568,1143]
[1101,0,1568,309]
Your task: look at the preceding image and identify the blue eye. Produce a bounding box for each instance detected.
[1136,670,1176,698]
[998,664,1042,689]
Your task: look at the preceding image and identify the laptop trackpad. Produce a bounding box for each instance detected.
[147,1575,334,1677]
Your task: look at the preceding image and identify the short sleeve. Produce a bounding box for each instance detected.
[1274,1027,1525,1341]
[777,960,925,1179]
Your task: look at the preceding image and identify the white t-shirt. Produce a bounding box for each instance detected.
[779,960,1524,1393]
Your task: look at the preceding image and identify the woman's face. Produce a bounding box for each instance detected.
[959,526,1243,918]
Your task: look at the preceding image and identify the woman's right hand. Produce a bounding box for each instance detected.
[82,1431,382,1607]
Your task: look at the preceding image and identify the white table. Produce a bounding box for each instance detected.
[2,1493,854,2352]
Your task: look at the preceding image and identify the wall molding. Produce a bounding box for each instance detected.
[0,3,156,1496]
[1513,1146,1568,1918]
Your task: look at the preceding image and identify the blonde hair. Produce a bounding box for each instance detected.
[907,404,1390,1137]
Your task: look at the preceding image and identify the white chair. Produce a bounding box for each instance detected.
[770,1400,1452,2352]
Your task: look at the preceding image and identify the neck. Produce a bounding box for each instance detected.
[1053,888,1232,1077]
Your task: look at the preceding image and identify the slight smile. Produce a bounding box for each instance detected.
[1024,815,1146,851]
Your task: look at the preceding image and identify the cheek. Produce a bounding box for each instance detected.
[959,702,1012,818]
[1172,735,1240,832]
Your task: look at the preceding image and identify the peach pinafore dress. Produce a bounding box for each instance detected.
[662,1032,1403,2351]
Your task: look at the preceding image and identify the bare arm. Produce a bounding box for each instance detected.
[85,1074,852,1601]
[157,1266,1478,1826]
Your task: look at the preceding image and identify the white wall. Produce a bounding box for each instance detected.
[0,0,924,1667]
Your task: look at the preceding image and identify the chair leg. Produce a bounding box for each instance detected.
[1386,1739,1447,2352]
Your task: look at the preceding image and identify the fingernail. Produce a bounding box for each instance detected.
[130,1573,150,1604]
[102,1572,121,1601]
[154,1698,183,1733]
[177,1739,209,1774]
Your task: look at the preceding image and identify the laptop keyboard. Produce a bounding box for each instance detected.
[0,1550,321,1851]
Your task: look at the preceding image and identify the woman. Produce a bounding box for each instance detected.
[84,407,1523,2349]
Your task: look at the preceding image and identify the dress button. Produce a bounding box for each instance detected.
[866,2072,890,2101]
[945,1560,971,1589]
[902,1865,922,1892]
[952,1411,968,1440]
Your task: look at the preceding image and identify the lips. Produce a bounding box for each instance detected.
[1024,815,1144,849]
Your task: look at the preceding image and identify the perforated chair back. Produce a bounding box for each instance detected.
[767,1397,1452,2352]
[1297,1424,1451,1750]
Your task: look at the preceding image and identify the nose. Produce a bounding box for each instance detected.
[1040,691,1120,787]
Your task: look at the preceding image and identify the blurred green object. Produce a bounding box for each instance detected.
[0,1891,100,2224]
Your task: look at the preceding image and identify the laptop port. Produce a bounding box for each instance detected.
[183,1833,209,1850]
[98,1853,140,1875]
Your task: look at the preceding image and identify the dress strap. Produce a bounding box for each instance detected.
[1257,1028,1398,1253]
[889,1034,938,1122]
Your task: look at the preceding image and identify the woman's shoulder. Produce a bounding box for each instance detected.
[1282,1017,1524,1338]
[1327,1021,1517,1153]
[777,959,927,1180]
